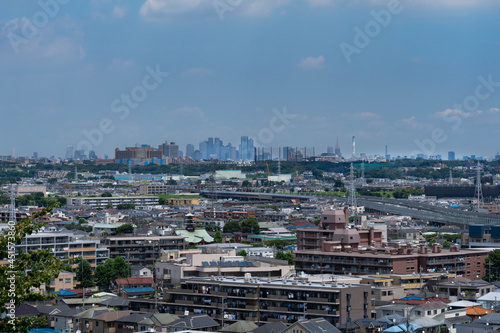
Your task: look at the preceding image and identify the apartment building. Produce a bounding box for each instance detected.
[295,209,488,277]
[67,196,159,208]
[155,249,292,287]
[15,232,109,269]
[162,275,371,326]
[103,236,187,267]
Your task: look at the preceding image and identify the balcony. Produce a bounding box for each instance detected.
[308,309,328,315]
[174,299,194,305]
[307,297,328,303]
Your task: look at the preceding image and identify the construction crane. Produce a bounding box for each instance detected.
[266,162,271,177]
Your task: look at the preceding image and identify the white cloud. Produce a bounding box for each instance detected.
[296,55,325,69]
[305,0,335,7]
[487,108,500,114]
[434,108,483,119]
[111,58,134,68]
[140,0,210,20]
[182,67,212,77]
[170,106,204,118]
[112,5,128,18]
[243,0,290,17]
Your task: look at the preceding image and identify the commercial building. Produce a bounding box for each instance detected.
[162,275,371,326]
[102,236,187,267]
[15,185,47,197]
[114,146,162,160]
[67,196,159,208]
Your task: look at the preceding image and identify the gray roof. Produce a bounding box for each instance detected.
[445,316,472,324]
[97,296,129,307]
[292,318,341,333]
[36,303,70,315]
[251,321,288,333]
[411,317,443,328]
[168,314,219,329]
[115,312,153,324]
[475,313,500,325]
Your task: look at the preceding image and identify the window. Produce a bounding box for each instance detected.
[416,311,421,315]
[65,278,71,283]
[427,311,431,315]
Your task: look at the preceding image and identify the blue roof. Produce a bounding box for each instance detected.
[383,323,422,333]
[401,296,422,300]
[123,287,155,294]
[53,290,78,296]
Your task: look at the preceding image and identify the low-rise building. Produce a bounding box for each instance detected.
[103,235,186,267]
[67,196,159,208]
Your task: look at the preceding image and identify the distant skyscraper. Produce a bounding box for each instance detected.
[335,138,341,156]
[89,150,97,161]
[327,146,334,154]
[33,152,38,159]
[186,144,195,158]
[448,151,455,161]
[239,136,254,161]
[65,145,74,160]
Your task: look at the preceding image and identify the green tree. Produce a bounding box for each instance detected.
[101,191,112,197]
[223,220,241,233]
[115,223,134,235]
[276,250,295,265]
[428,239,437,246]
[61,264,74,272]
[241,180,251,187]
[442,240,451,248]
[113,256,130,279]
[237,249,247,256]
[214,231,223,243]
[0,206,63,333]
[94,259,114,289]
[485,249,500,281]
[241,218,260,234]
[78,218,88,224]
[75,259,93,288]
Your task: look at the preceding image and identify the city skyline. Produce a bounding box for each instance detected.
[1,1,500,158]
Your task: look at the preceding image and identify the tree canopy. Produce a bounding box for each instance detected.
[0,207,63,332]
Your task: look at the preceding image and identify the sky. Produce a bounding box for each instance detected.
[1,0,500,159]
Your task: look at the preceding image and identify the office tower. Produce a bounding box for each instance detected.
[199,141,208,160]
[239,136,254,161]
[65,145,74,160]
[327,146,334,154]
[89,150,97,161]
[160,141,179,158]
[448,151,455,161]
[335,138,341,156]
[74,150,85,160]
[33,152,38,159]
[186,144,195,158]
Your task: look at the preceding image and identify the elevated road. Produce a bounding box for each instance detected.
[201,190,500,226]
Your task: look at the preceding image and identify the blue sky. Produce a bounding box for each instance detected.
[1,0,500,159]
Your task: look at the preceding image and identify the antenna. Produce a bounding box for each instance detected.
[348,163,357,209]
[474,161,483,211]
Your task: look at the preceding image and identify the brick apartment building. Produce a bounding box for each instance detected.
[295,209,488,278]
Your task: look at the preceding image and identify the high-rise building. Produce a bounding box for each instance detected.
[186,144,195,158]
[65,145,74,160]
[448,151,455,161]
[239,136,254,161]
[160,141,179,158]
[89,150,97,161]
[327,146,334,154]
[74,150,86,160]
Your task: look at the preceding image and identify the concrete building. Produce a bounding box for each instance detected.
[10,231,109,269]
[295,209,488,277]
[67,196,159,208]
[15,185,47,197]
[103,235,187,267]
[154,249,293,287]
[162,274,372,326]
